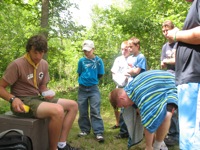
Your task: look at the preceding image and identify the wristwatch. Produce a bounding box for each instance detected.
[9,96,16,104]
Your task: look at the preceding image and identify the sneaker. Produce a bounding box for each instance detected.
[115,133,129,139]
[96,134,104,143]
[160,141,168,150]
[78,131,89,137]
[110,125,120,129]
[57,144,81,150]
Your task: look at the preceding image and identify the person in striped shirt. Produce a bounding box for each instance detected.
[109,70,178,150]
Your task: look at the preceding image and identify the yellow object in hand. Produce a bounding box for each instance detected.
[23,105,30,113]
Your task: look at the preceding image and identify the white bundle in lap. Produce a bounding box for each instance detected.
[112,74,128,87]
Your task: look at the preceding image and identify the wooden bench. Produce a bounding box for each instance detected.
[0,112,49,150]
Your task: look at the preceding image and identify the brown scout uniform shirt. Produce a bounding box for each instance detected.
[3,56,49,96]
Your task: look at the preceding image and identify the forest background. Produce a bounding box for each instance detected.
[0,0,190,149]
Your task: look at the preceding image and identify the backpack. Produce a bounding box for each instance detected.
[0,129,32,150]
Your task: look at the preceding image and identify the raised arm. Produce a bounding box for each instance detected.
[167,26,200,45]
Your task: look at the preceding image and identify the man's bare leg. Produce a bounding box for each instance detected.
[57,99,78,141]
[153,111,172,149]
[155,111,172,141]
[36,102,65,150]
[144,111,172,150]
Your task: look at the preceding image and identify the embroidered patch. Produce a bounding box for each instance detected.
[27,73,33,80]
[39,72,44,80]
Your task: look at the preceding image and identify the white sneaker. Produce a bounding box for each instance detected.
[96,134,104,143]
[78,131,89,137]
[160,141,168,150]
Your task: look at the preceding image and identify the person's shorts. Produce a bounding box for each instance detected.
[178,83,200,149]
[11,96,58,118]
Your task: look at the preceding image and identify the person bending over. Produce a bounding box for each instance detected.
[109,70,178,150]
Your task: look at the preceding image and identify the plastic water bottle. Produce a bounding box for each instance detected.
[42,90,55,97]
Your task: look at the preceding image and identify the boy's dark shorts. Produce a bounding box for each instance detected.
[11,96,58,118]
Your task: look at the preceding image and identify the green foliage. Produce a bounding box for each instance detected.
[0,0,192,84]
[48,0,84,38]
[0,99,10,114]
[0,0,84,79]
[83,0,189,69]
[0,1,40,76]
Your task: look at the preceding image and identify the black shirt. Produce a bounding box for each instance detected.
[175,0,200,85]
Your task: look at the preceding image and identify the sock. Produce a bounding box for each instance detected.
[153,140,163,150]
[57,142,66,148]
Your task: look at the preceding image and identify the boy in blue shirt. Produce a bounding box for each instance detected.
[77,40,105,143]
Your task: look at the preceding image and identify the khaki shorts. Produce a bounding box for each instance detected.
[11,96,58,118]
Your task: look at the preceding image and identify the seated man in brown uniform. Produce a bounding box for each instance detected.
[0,35,80,150]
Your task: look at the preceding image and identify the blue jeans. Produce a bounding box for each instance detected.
[78,85,104,135]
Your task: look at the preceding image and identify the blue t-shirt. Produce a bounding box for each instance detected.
[77,56,105,86]
[127,53,147,76]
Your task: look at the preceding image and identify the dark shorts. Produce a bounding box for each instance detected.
[11,96,58,118]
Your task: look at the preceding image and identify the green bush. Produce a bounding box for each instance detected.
[0,99,10,114]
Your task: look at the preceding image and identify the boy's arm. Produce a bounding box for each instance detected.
[77,59,82,76]
[98,57,105,78]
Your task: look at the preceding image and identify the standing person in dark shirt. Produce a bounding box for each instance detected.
[161,20,177,74]
[161,20,179,147]
[166,0,200,149]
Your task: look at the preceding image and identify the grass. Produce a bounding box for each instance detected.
[0,81,179,150]
[67,110,179,150]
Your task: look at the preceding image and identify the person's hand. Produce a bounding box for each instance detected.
[163,58,169,64]
[11,97,25,113]
[42,90,55,100]
[166,27,180,42]
[127,68,134,76]
[161,61,166,69]
[124,72,131,77]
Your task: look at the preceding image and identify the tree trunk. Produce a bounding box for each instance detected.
[41,0,49,38]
